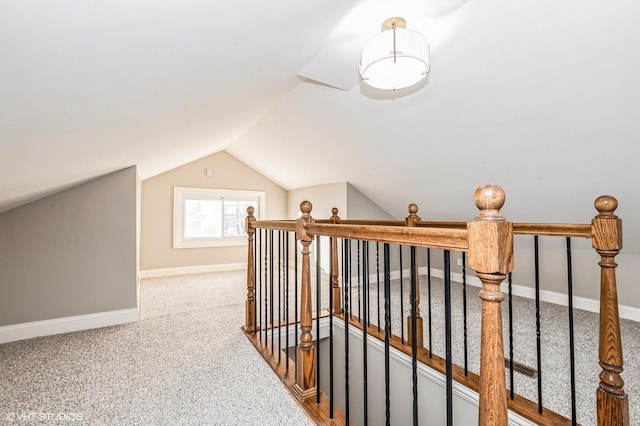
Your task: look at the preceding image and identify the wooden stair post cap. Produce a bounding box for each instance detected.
[300,201,312,215]
[474,184,506,221]
[595,195,618,217]
[246,205,255,215]
[408,203,419,215]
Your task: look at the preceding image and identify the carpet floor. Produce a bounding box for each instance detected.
[0,271,313,425]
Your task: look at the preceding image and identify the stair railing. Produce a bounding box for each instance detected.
[242,185,628,426]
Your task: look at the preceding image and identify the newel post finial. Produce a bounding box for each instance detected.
[406,203,421,225]
[331,207,340,221]
[243,205,257,334]
[595,195,618,216]
[592,195,629,425]
[301,200,312,216]
[293,200,316,401]
[468,184,512,426]
[474,184,506,222]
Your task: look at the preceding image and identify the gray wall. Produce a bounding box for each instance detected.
[0,167,138,326]
[346,183,395,220]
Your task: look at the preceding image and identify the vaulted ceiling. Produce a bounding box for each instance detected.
[2,1,639,253]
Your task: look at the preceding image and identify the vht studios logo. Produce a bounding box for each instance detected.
[6,412,84,422]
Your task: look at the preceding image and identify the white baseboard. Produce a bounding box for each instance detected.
[139,263,246,279]
[426,267,640,323]
[352,266,640,322]
[0,308,139,344]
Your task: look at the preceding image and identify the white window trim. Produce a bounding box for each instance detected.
[173,187,265,249]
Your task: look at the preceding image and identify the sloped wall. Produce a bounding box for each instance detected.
[287,182,347,220]
[0,166,138,327]
[286,182,395,220]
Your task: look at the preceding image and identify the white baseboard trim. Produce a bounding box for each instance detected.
[139,263,246,279]
[426,267,640,323]
[0,308,139,344]
[353,266,640,322]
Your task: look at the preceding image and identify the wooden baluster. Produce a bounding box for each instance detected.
[592,196,629,426]
[293,201,316,401]
[243,206,256,333]
[467,184,513,426]
[330,207,343,315]
[405,203,424,348]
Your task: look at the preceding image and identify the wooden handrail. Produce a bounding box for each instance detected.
[514,223,592,237]
[250,218,593,240]
[416,220,467,229]
[252,220,297,231]
[305,223,468,251]
[417,220,594,238]
[315,218,405,226]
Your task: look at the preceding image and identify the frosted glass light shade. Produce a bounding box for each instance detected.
[360,23,430,90]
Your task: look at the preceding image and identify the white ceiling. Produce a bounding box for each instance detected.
[2,0,640,253]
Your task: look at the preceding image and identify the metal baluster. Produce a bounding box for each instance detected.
[362,241,369,426]
[357,240,361,322]
[258,229,262,342]
[534,235,543,413]
[254,227,258,335]
[278,230,282,363]
[349,239,353,318]
[462,252,468,376]
[264,230,269,345]
[384,243,391,426]
[508,272,515,400]
[270,229,274,355]
[377,242,381,332]
[444,250,453,426]
[427,248,432,358]
[286,231,290,371]
[316,236,321,405]
[294,232,298,369]
[400,246,404,344]
[329,237,335,419]
[410,246,419,426]
[566,237,577,425]
[343,239,350,425]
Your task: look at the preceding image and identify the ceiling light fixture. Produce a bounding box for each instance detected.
[359,17,430,90]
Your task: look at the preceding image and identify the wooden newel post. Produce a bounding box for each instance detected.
[330,207,343,315]
[467,184,513,426]
[243,206,256,333]
[592,196,629,426]
[406,203,424,348]
[293,200,316,401]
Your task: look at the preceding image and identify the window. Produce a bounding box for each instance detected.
[173,187,264,248]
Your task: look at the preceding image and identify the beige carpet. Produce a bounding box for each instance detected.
[0,271,313,425]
